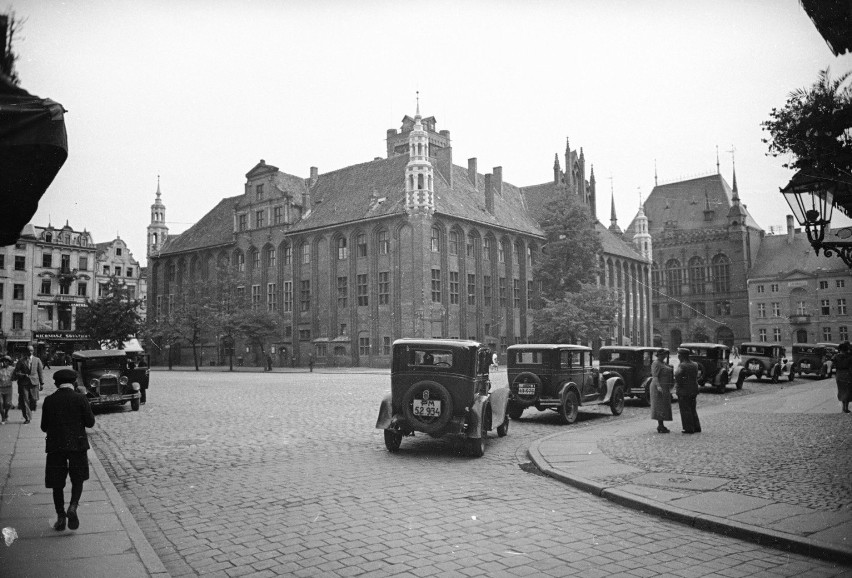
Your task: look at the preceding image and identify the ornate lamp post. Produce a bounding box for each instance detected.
[781,171,852,268]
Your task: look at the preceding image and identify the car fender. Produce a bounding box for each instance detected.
[375,393,394,430]
[601,376,620,403]
[131,382,141,392]
[467,394,489,439]
[559,382,581,405]
[729,364,747,382]
[489,386,510,430]
[600,370,623,384]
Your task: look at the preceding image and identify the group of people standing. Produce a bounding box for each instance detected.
[0,345,96,532]
[649,348,701,434]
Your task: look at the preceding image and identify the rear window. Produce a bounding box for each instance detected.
[599,350,627,363]
[743,345,769,356]
[408,348,454,368]
[512,350,544,365]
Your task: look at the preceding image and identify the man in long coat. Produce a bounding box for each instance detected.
[674,347,701,434]
[41,368,95,531]
[15,344,43,423]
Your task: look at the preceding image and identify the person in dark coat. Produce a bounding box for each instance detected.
[834,341,852,413]
[650,350,674,433]
[15,344,44,423]
[40,368,95,531]
[673,347,701,434]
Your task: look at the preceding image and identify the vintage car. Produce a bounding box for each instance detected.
[738,342,793,383]
[375,339,509,457]
[597,346,668,405]
[72,350,143,410]
[506,344,624,424]
[678,343,737,393]
[792,343,837,379]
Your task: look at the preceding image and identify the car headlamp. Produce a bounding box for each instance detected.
[119,376,129,386]
[89,378,100,388]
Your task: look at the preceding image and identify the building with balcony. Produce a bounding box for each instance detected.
[748,216,852,346]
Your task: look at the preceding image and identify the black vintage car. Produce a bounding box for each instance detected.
[679,343,734,393]
[506,344,624,424]
[375,339,509,457]
[72,350,143,411]
[792,343,837,379]
[739,342,793,383]
[598,346,668,405]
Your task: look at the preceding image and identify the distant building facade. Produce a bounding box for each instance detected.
[0,222,97,357]
[95,236,142,301]
[625,170,763,349]
[748,216,852,346]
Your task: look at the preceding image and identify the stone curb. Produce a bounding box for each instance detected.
[527,433,852,565]
[88,442,169,577]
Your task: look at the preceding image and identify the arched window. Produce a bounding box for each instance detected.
[236,251,245,272]
[665,259,682,297]
[251,249,260,271]
[337,237,348,260]
[377,230,390,255]
[266,246,276,268]
[688,257,705,295]
[431,227,441,252]
[301,243,311,264]
[418,174,424,190]
[449,231,459,255]
[712,254,731,293]
[513,242,521,266]
[282,243,292,265]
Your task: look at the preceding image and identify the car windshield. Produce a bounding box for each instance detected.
[82,357,125,370]
[599,350,629,363]
[511,350,544,365]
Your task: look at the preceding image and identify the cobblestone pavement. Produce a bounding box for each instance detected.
[89,369,850,577]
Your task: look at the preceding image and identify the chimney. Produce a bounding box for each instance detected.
[493,166,503,195]
[309,166,318,186]
[787,215,795,243]
[468,158,478,187]
[484,173,494,214]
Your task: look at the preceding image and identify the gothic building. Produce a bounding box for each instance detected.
[624,166,763,349]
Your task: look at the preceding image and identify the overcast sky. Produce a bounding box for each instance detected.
[12,0,852,266]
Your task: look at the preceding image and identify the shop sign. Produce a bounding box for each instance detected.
[33,332,90,341]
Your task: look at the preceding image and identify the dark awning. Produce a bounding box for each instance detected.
[0,74,68,245]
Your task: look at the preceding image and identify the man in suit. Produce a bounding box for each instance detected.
[15,344,44,424]
[41,368,95,531]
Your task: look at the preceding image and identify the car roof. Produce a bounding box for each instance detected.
[817,342,838,348]
[680,343,729,350]
[793,343,824,349]
[507,343,591,351]
[393,338,481,349]
[72,350,128,359]
[740,342,781,348]
[599,346,665,352]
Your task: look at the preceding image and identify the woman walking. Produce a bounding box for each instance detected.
[650,349,673,433]
[834,341,851,413]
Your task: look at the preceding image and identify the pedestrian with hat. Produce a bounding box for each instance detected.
[650,349,674,433]
[0,355,14,424]
[14,344,43,424]
[40,368,95,531]
[674,347,701,434]
[834,341,852,413]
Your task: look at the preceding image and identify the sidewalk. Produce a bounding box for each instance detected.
[529,376,852,565]
[0,385,167,577]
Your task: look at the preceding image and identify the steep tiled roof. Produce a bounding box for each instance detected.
[749,231,850,278]
[160,196,240,255]
[632,174,761,234]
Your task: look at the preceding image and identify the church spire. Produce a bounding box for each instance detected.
[654,159,658,187]
[608,178,622,234]
[404,94,434,214]
[553,153,561,184]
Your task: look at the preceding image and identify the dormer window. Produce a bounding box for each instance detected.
[45,233,52,242]
[256,184,264,199]
[116,247,122,256]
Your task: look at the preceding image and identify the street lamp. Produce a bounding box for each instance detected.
[781,171,852,268]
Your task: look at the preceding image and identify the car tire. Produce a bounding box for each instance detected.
[507,403,524,420]
[401,381,454,434]
[819,366,827,379]
[384,429,402,452]
[467,417,487,458]
[559,389,580,425]
[496,412,509,437]
[788,368,795,382]
[771,366,780,384]
[131,398,140,411]
[610,385,625,416]
[513,372,542,403]
[736,373,745,390]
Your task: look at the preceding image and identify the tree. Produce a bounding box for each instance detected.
[76,277,143,349]
[1,12,23,85]
[531,192,620,344]
[206,261,250,371]
[146,314,182,370]
[237,308,280,365]
[689,322,710,343]
[762,68,852,181]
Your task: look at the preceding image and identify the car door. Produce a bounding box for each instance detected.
[578,351,596,401]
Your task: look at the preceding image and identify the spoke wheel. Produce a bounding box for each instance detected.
[559,390,580,425]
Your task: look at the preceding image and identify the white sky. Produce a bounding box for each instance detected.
[12,0,852,267]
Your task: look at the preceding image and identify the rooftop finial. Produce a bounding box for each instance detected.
[415,91,420,117]
[638,186,643,207]
[156,174,161,197]
[654,159,658,186]
[727,145,738,197]
[716,145,720,174]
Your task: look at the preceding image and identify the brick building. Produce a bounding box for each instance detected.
[147,109,653,367]
[748,216,852,346]
[625,169,763,349]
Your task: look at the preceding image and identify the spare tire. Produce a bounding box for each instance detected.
[512,372,542,403]
[401,381,454,434]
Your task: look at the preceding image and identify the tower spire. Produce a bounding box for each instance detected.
[415,91,420,117]
[608,176,621,234]
[716,145,720,174]
[654,159,658,187]
[727,145,738,198]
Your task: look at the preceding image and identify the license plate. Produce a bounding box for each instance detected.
[801,362,810,369]
[749,362,761,370]
[518,386,535,395]
[412,399,441,417]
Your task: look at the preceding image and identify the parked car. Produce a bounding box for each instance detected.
[738,343,793,383]
[792,343,837,379]
[375,339,509,457]
[506,344,624,424]
[598,346,668,405]
[678,343,737,393]
[71,350,143,411]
